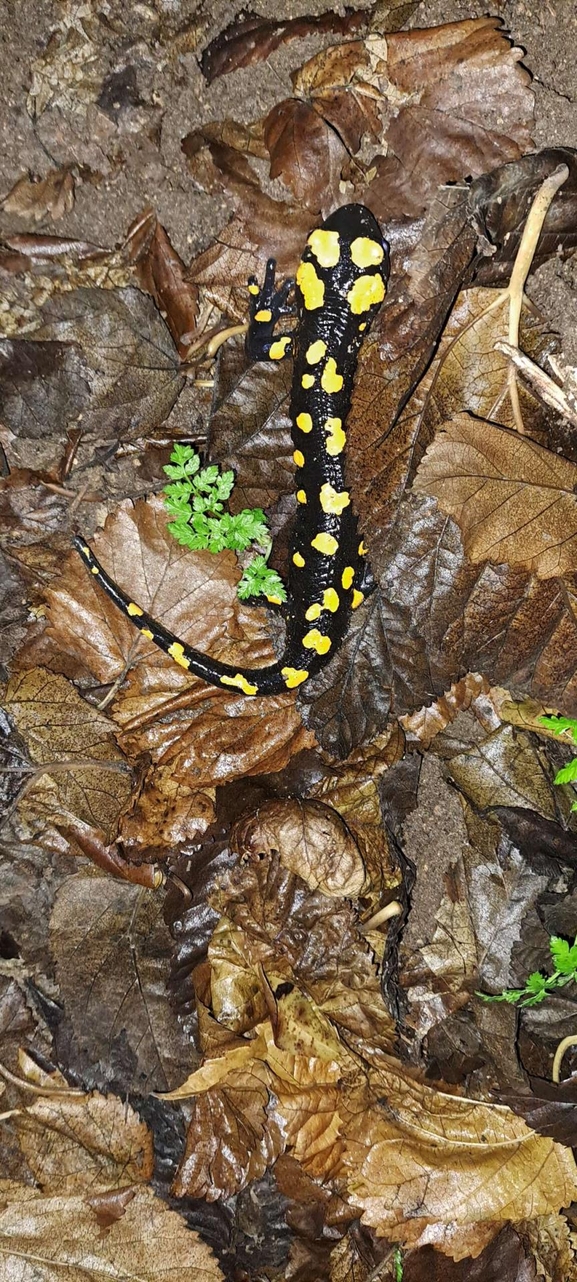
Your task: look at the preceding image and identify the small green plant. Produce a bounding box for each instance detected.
[539,713,577,804]
[479,935,577,1007]
[393,1246,403,1281]
[163,444,286,603]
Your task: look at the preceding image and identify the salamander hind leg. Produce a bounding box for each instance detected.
[246,258,295,363]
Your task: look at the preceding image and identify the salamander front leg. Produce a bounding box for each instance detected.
[246,258,295,362]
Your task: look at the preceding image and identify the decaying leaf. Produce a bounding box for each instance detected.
[342,1065,577,1249]
[3,667,131,840]
[2,168,75,223]
[231,798,366,898]
[50,874,193,1092]
[15,1092,153,1194]
[125,208,199,357]
[0,1183,223,1281]
[414,414,577,579]
[174,1063,286,1201]
[263,99,348,215]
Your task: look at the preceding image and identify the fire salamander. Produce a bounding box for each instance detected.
[74,205,390,696]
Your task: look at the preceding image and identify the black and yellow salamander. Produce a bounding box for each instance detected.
[74,204,390,696]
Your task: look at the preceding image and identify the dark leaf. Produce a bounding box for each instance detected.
[499,1074,577,1148]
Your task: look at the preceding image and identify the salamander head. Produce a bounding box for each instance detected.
[321,203,387,251]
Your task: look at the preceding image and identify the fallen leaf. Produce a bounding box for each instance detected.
[172,1063,286,1200]
[0,1183,223,1281]
[125,208,199,357]
[402,1226,537,1280]
[2,168,75,223]
[16,1092,153,1194]
[367,18,533,219]
[263,100,348,215]
[119,766,216,853]
[448,725,558,817]
[50,873,193,1092]
[199,6,393,83]
[401,674,491,749]
[342,1066,577,1249]
[231,798,366,898]
[3,667,131,840]
[499,1075,577,1148]
[414,414,577,579]
[32,288,184,443]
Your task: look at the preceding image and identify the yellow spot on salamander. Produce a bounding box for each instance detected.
[351,589,364,609]
[141,628,154,640]
[319,482,350,516]
[350,236,385,269]
[296,489,307,504]
[255,308,272,322]
[269,336,291,360]
[282,666,309,688]
[358,540,368,556]
[306,339,327,364]
[127,602,144,617]
[324,417,346,456]
[296,260,325,310]
[307,228,340,268]
[248,282,260,295]
[266,594,283,605]
[168,642,191,670]
[311,532,338,556]
[359,322,367,331]
[81,545,90,555]
[293,449,305,468]
[221,673,259,695]
[303,628,331,655]
[305,602,322,621]
[91,566,100,575]
[302,373,315,389]
[296,412,313,433]
[293,552,305,568]
[321,357,343,394]
[322,587,339,613]
[342,566,355,589]
[347,273,386,315]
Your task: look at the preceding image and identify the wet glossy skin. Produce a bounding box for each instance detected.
[74,204,390,696]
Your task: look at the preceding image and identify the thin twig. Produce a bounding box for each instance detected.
[362,901,403,933]
[495,341,577,428]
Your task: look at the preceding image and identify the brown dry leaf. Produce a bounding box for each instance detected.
[0,1182,223,1281]
[448,724,557,817]
[15,1092,153,1195]
[519,1214,576,1282]
[231,798,366,898]
[2,168,75,223]
[3,667,131,840]
[310,726,403,913]
[401,674,491,749]
[45,496,314,790]
[275,1082,343,1181]
[198,5,409,82]
[172,1062,286,1200]
[118,766,216,853]
[413,414,577,579]
[263,99,348,215]
[342,1066,577,1250]
[294,40,384,155]
[209,853,396,1055]
[369,19,533,218]
[125,208,199,357]
[50,873,193,1092]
